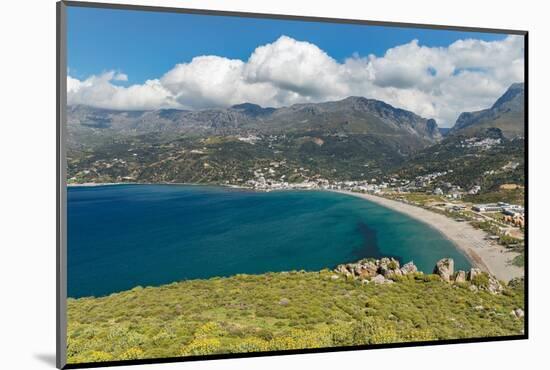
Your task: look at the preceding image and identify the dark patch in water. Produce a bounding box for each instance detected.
[352,221,400,263]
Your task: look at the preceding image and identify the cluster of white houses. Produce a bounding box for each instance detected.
[244,177,391,192]
[472,202,525,216]
[401,171,479,198]
[459,137,502,150]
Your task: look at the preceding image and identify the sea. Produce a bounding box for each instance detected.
[67,184,470,298]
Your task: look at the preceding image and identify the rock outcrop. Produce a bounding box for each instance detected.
[335,257,509,295]
[454,270,466,283]
[487,274,504,294]
[433,259,504,294]
[433,258,454,282]
[511,308,525,319]
[468,267,482,281]
[372,274,393,285]
[334,257,418,283]
[400,261,418,275]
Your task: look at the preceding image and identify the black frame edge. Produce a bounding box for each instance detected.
[62,334,527,369]
[57,1,68,369]
[523,32,529,339]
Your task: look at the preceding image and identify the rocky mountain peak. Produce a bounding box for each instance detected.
[491,82,524,110]
[449,82,525,138]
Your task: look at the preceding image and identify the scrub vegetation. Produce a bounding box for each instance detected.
[67,269,524,364]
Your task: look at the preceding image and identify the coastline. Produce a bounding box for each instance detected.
[67,181,249,189]
[67,182,133,187]
[332,190,523,282]
[66,182,523,282]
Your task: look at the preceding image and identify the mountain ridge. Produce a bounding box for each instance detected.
[67,95,442,146]
[449,83,524,138]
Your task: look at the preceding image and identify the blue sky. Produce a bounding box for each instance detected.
[66,5,523,126]
[67,6,506,85]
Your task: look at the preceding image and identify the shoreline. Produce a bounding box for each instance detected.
[66,181,203,187]
[332,190,523,282]
[66,182,523,282]
[67,181,314,193]
[67,181,245,189]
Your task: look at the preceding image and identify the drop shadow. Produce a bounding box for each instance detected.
[34,353,57,367]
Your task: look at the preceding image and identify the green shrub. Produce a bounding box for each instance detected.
[471,273,490,288]
[66,268,524,364]
[181,338,223,356]
[420,274,441,282]
[119,347,144,360]
[350,318,397,345]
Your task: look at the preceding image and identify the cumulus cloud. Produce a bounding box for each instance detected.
[67,34,524,126]
[244,35,348,100]
[67,71,178,111]
[160,56,279,109]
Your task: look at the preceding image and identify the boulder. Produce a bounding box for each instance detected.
[514,308,525,318]
[389,258,400,270]
[487,275,504,294]
[455,270,466,283]
[467,268,482,281]
[361,261,379,277]
[379,258,401,277]
[392,268,403,277]
[400,261,418,275]
[372,274,391,284]
[334,264,346,274]
[335,264,352,278]
[279,298,290,306]
[433,258,454,282]
[380,257,399,269]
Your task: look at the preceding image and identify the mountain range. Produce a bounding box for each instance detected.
[66,83,525,186]
[68,95,445,152]
[68,82,524,143]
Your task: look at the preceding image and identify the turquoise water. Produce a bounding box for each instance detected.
[67,184,470,298]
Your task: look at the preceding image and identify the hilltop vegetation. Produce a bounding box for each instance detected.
[67,268,524,364]
[393,130,525,191]
[67,131,413,184]
[66,126,524,190]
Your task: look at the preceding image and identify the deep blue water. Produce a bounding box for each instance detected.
[67,185,470,298]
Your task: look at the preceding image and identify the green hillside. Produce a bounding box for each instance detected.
[67,131,410,184]
[453,111,524,138]
[393,130,525,191]
[67,268,524,364]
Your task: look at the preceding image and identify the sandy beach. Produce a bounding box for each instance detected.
[333,190,524,282]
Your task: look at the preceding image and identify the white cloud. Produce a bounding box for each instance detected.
[113,72,128,82]
[160,55,279,109]
[67,71,178,111]
[67,35,524,126]
[244,35,348,100]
